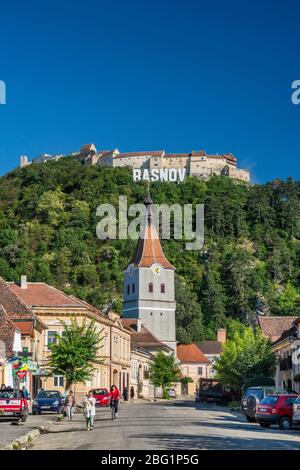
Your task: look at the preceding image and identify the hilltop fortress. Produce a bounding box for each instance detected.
[20,143,250,182]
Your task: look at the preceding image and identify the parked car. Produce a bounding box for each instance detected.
[256,394,298,430]
[241,386,289,422]
[196,379,240,405]
[293,395,300,425]
[32,390,65,414]
[0,387,29,422]
[89,388,110,407]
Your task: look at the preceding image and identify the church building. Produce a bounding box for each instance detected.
[122,192,177,352]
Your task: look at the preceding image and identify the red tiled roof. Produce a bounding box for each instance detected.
[122,319,167,349]
[81,144,96,152]
[115,151,164,158]
[8,282,84,308]
[0,277,33,319]
[14,321,34,336]
[131,194,175,270]
[258,316,299,342]
[197,341,223,355]
[191,150,206,157]
[177,344,210,364]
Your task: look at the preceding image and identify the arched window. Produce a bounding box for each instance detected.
[161,283,165,293]
[148,283,153,293]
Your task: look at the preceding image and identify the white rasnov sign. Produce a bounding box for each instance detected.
[133,168,186,182]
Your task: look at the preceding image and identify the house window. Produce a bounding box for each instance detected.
[198,367,203,375]
[149,283,153,293]
[127,285,130,295]
[53,375,64,387]
[47,331,57,347]
[104,336,108,355]
[161,283,165,293]
[132,283,135,294]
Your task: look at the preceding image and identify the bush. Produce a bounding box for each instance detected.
[180,376,194,384]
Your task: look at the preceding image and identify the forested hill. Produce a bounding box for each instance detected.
[0,157,299,342]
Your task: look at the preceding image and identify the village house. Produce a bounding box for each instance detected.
[2,276,131,399]
[197,328,226,377]
[130,346,153,400]
[177,343,210,395]
[122,318,172,399]
[0,276,46,395]
[258,316,300,392]
[0,306,22,387]
[269,318,300,393]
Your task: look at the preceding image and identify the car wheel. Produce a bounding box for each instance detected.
[32,410,37,415]
[246,395,257,417]
[279,416,292,431]
[260,423,271,428]
[246,415,256,423]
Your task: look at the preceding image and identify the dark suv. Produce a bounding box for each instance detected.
[241,386,289,422]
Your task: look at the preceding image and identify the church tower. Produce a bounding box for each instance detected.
[122,192,176,352]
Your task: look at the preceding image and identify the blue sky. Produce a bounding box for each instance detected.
[0,0,299,182]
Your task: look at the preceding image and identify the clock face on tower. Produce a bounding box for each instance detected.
[151,263,163,276]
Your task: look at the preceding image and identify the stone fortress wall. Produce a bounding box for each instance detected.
[20,143,250,182]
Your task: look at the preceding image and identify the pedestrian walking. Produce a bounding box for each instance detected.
[130,386,135,400]
[110,384,120,418]
[65,390,76,421]
[84,391,96,431]
[22,385,29,399]
[122,386,129,401]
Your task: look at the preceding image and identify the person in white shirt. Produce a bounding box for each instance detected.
[83,391,96,431]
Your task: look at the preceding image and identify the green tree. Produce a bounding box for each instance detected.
[48,319,103,393]
[149,352,180,399]
[215,320,276,391]
[175,275,204,343]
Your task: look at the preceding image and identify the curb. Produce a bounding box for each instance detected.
[0,421,53,451]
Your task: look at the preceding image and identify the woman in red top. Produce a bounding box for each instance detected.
[110,385,120,417]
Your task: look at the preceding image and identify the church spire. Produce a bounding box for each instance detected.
[130,186,175,270]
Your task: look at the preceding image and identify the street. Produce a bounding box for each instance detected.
[26,400,300,450]
[0,414,52,448]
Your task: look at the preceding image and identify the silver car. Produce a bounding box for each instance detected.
[293,395,300,425]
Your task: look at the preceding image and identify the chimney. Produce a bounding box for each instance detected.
[217,328,226,344]
[20,275,27,289]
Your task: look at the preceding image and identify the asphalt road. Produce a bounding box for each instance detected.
[0,414,52,448]
[28,400,300,450]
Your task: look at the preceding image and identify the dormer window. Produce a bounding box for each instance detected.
[149,283,153,293]
[161,283,165,294]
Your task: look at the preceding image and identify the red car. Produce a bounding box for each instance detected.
[89,388,110,407]
[0,387,29,422]
[255,394,298,430]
